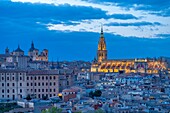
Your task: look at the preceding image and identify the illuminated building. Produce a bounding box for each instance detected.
[97,26,107,63]
[91,27,168,74]
[28,41,48,61]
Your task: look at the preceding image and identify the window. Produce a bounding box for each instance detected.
[2,83,4,86]
[35,83,36,86]
[46,76,48,80]
[38,76,40,80]
[31,77,32,80]
[38,94,40,98]
[20,83,22,86]
[12,83,15,86]
[34,76,36,80]
[38,89,40,92]
[2,77,4,80]
[67,81,69,85]
[42,76,44,80]
[50,76,52,80]
[13,89,15,93]
[31,83,32,86]
[12,77,15,80]
[20,89,22,93]
[27,77,29,80]
[53,76,56,80]
[42,89,44,92]
[2,95,4,98]
[54,82,55,86]
[7,77,9,80]
[50,94,52,97]
[50,82,52,86]
[35,89,36,92]
[7,83,9,86]
[20,77,22,80]
[27,83,29,86]
[50,89,52,92]
[42,83,44,86]
[53,94,55,96]
[7,95,9,98]
[38,83,40,86]
[53,89,55,92]
[46,83,48,86]
[7,89,9,93]
[46,89,48,92]
[2,89,4,93]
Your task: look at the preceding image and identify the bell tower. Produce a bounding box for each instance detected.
[97,26,107,62]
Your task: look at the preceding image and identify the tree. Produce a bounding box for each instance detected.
[89,91,94,98]
[42,95,48,100]
[26,94,32,101]
[95,109,105,113]
[74,111,82,113]
[89,90,102,99]
[94,90,102,97]
[42,107,62,113]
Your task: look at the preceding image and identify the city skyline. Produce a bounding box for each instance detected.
[0,0,170,61]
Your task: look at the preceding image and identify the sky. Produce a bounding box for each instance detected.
[0,0,170,61]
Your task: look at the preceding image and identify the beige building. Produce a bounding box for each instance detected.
[26,70,59,99]
[0,69,75,100]
[0,70,27,100]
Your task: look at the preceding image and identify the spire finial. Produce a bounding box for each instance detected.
[100,24,104,37]
[101,24,103,33]
[31,41,34,48]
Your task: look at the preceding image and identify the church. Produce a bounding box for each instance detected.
[91,27,169,74]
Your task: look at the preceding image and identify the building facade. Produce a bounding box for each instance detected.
[0,69,75,100]
[91,27,169,74]
[26,70,59,99]
[97,26,107,63]
[28,42,48,61]
[0,70,27,100]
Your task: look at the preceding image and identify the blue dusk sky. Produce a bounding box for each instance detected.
[0,0,170,61]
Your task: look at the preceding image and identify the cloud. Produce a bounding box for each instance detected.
[0,1,110,21]
[110,14,138,20]
[2,1,139,21]
[106,21,162,27]
[156,34,170,38]
[86,0,170,17]
[2,0,169,39]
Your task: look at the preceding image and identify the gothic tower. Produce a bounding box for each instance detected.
[97,26,107,62]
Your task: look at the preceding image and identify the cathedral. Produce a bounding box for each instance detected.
[91,27,168,74]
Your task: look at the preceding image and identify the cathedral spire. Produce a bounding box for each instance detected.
[97,25,107,62]
[100,24,104,37]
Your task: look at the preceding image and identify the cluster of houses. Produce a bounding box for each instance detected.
[29,72,170,113]
[1,43,170,113]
